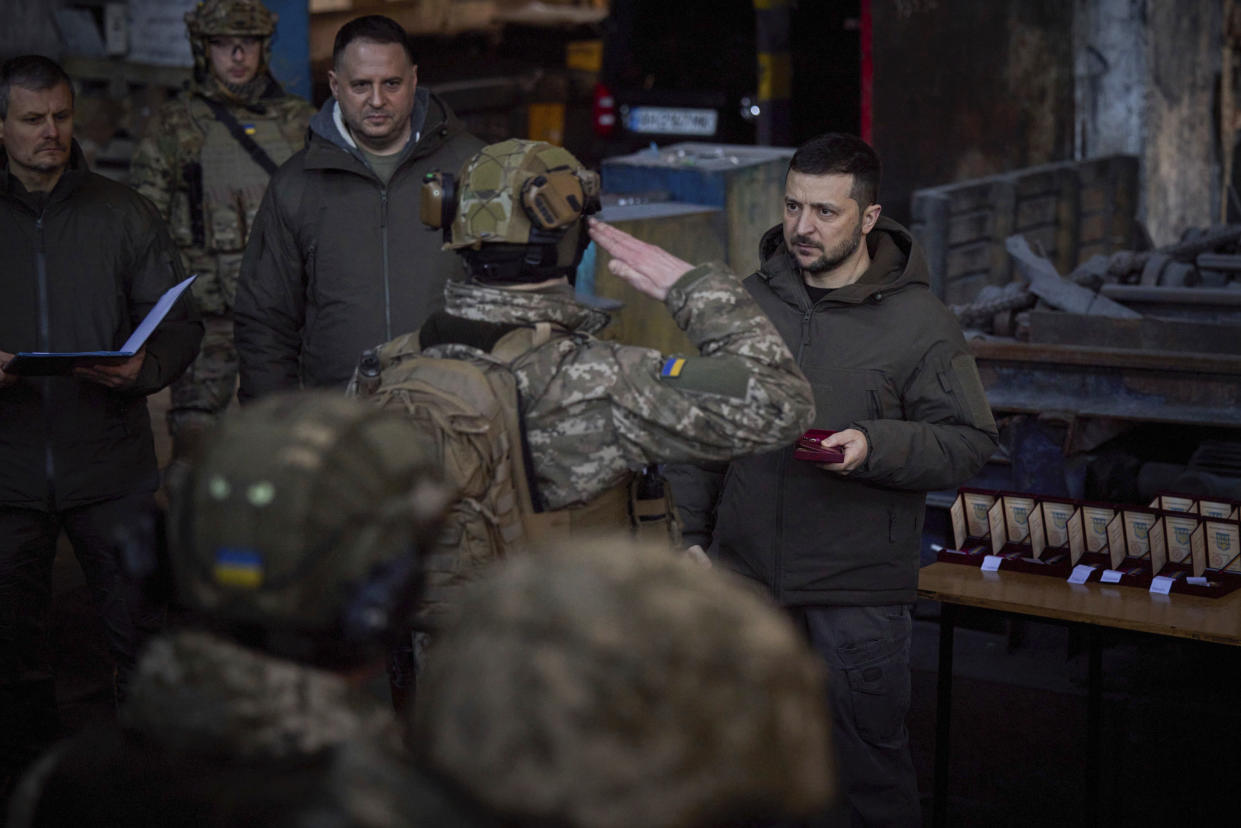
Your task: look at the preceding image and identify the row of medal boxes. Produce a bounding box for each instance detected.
[943,489,1241,598]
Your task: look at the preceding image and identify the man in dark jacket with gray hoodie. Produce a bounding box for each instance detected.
[234,14,482,401]
[667,133,998,827]
[0,55,202,802]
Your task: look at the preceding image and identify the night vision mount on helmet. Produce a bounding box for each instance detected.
[420,139,602,285]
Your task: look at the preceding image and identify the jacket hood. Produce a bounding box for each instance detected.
[308,86,434,167]
[120,631,397,760]
[756,216,929,307]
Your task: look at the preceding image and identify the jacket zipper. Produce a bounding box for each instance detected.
[35,211,57,508]
[380,187,391,340]
[774,305,816,603]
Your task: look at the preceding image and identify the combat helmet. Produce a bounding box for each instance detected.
[420,138,602,284]
[185,0,277,89]
[415,537,835,827]
[167,392,451,667]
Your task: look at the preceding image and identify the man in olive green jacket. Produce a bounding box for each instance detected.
[667,133,998,827]
[234,14,482,400]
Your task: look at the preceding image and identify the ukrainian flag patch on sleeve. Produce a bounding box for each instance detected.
[243,123,257,136]
[661,357,686,378]
[213,547,264,588]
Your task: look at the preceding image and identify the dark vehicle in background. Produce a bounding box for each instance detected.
[591,0,861,157]
[592,1,759,154]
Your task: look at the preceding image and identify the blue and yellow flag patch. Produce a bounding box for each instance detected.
[243,123,257,136]
[661,357,686,378]
[213,547,264,588]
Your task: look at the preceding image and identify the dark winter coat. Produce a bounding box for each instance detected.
[666,218,998,606]
[0,143,202,510]
[234,89,483,400]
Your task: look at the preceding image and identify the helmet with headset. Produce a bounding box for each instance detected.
[420,139,601,285]
[165,392,451,667]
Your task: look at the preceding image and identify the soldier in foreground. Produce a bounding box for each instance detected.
[7,394,493,827]
[130,0,314,464]
[415,537,836,827]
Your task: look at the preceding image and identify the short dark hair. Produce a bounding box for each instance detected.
[788,132,881,208]
[332,15,416,68]
[0,55,74,121]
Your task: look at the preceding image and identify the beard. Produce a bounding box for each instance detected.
[791,217,863,275]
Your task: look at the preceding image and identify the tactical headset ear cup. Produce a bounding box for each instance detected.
[335,502,425,645]
[440,172,456,230]
[419,171,456,230]
[520,169,587,231]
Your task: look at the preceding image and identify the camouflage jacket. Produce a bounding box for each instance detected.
[130,85,313,314]
[437,266,815,510]
[7,631,495,827]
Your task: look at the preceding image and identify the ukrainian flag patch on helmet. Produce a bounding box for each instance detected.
[661,357,686,378]
[213,547,264,588]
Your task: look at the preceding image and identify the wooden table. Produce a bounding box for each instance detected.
[918,562,1241,828]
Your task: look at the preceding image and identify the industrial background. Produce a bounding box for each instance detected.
[3,1,1240,825]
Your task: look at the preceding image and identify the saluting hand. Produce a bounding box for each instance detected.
[587,217,694,301]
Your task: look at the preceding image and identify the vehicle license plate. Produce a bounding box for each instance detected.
[626,106,718,136]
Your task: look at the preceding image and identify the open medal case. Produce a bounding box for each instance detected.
[937,488,1241,597]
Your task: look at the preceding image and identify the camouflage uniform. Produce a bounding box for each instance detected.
[6,394,494,827]
[130,0,313,451]
[7,630,495,827]
[415,538,836,828]
[434,272,813,510]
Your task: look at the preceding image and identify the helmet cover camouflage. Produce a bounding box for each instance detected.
[414,537,835,827]
[445,139,601,274]
[185,0,276,38]
[168,392,450,661]
[185,0,277,90]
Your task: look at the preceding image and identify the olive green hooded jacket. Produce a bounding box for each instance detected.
[667,217,998,606]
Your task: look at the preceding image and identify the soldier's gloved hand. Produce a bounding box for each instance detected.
[685,544,712,567]
[587,217,693,301]
[0,350,17,388]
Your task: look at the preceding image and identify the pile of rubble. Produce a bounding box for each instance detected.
[952,225,1241,339]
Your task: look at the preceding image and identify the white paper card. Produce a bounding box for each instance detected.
[981,555,1003,572]
[1100,569,1124,584]
[1149,576,1175,595]
[1068,564,1094,584]
[1187,576,1210,587]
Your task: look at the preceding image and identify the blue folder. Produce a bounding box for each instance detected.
[4,275,196,376]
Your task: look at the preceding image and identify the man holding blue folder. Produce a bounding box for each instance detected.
[0,56,202,802]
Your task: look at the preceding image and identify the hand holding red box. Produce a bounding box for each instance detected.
[793,429,846,464]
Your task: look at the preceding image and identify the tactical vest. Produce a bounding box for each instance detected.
[172,96,303,313]
[350,323,678,630]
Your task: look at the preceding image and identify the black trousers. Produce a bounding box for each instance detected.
[0,492,160,786]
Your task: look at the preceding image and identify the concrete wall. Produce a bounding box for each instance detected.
[1074,0,1222,246]
[1143,0,1221,244]
[0,0,66,61]
[872,0,1077,227]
